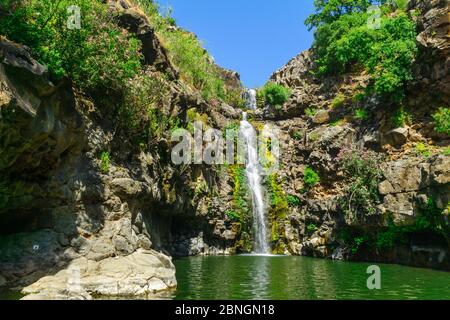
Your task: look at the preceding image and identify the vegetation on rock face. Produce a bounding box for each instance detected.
[338,148,383,217]
[257,82,291,108]
[0,0,241,149]
[392,106,412,127]
[134,0,240,103]
[266,174,288,254]
[432,107,450,135]
[303,166,320,188]
[0,0,142,92]
[229,165,253,252]
[100,152,110,174]
[306,0,418,101]
[340,198,450,255]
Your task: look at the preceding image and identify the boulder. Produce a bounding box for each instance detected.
[382,128,409,148]
[21,249,177,300]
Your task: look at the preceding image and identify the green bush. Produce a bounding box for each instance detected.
[306,1,417,101]
[332,95,345,108]
[225,210,240,222]
[338,148,383,216]
[287,195,301,207]
[306,223,318,235]
[293,130,303,141]
[393,106,412,127]
[257,82,291,107]
[0,0,142,93]
[100,151,110,174]
[304,166,320,187]
[432,107,450,135]
[354,108,369,121]
[305,107,317,117]
[415,142,432,158]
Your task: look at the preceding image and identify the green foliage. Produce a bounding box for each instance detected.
[305,107,317,117]
[0,0,142,92]
[225,210,240,222]
[332,95,345,108]
[338,148,383,217]
[100,151,110,174]
[287,194,301,207]
[415,142,432,158]
[268,175,288,209]
[305,0,377,29]
[230,165,249,220]
[293,130,303,141]
[354,108,369,121]
[393,0,409,11]
[134,0,237,103]
[307,1,417,101]
[330,119,345,126]
[306,223,318,235]
[257,82,291,108]
[375,198,449,250]
[393,106,412,127]
[432,107,450,135]
[304,166,320,187]
[442,146,450,156]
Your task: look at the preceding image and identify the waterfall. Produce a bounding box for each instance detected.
[244,89,257,110]
[240,111,270,254]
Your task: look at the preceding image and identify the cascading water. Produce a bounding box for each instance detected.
[240,104,270,254]
[244,89,257,110]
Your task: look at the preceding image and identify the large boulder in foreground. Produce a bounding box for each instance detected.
[21,249,176,300]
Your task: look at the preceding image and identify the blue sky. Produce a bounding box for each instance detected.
[156,0,315,88]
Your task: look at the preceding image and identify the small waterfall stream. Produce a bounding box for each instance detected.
[240,89,270,254]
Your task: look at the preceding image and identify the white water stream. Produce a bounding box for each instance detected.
[240,91,270,253]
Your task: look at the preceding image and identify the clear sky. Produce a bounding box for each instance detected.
[156,0,315,88]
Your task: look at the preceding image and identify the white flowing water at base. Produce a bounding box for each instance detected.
[240,111,270,254]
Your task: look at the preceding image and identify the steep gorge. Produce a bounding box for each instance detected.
[0,0,449,300]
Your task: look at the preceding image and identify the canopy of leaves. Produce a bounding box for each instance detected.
[0,0,142,93]
[306,1,417,101]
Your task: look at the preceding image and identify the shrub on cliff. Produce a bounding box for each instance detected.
[337,148,383,217]
[133,0,238,103]
[257,82,291,108]
[306,1,417,101]
[0,0,142,93]
[432,107,450,135]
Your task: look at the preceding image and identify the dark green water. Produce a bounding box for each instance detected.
[173,255,450,300]
[2,256,449,300]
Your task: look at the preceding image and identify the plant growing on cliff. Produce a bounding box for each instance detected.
[287,194,301,207]
[134,0,239,104]
[432,107,450,135]
[303,166,320,188]
[306,1,418,101]
[393,106,412,127]
[0,0,142,93]
[415,142,432,158]
[354,108,369,121]
[100,151,110,174]
[257,82,291,108]
[338,148,383,217]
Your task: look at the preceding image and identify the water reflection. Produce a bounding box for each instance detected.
[174,255,450,300]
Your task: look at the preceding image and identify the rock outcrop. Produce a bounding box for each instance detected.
[0,1,242,298]
[259,0,449,270]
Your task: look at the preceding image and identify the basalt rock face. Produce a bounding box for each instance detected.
[0,4,242,298]
[261,0,449,270]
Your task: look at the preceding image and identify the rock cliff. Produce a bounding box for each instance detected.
[255,0,449,270]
